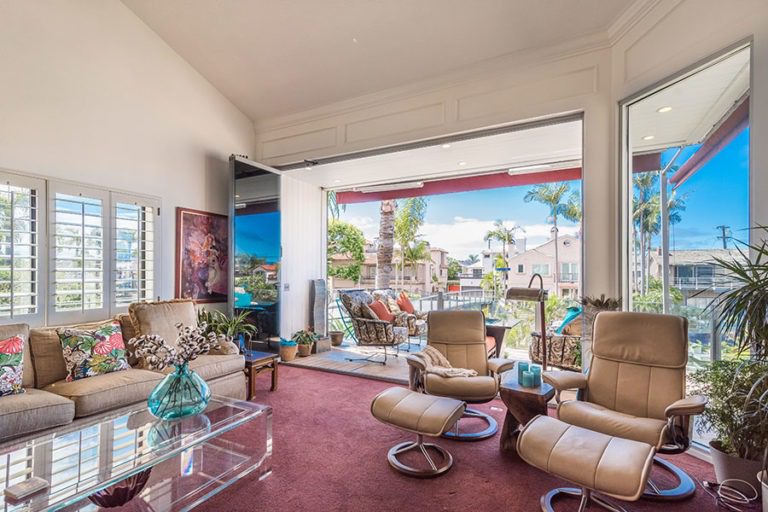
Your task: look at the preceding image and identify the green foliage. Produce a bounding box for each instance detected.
[524,182,582,224]
[466,254,480,264]
[327,191,346,220]
[292,329,319,345]
[690,360,768,460]
[631,277,683,313]
[327,220,366,282]
[395,198,427,247]
[447,258,462,280]
[710,230,768,360]
[197,308,258,339]
[402,240,430,277]
[234,273,278,302]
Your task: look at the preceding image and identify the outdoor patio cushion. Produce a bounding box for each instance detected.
[423,374,498,402]
[44,368,163,418]
[517,415,655,502]
[557,399,667,448]
[0,324,32,388]
[369,300,394,322]
[182,354,244,381]
[0,388,75,442]
[371,387,465,436]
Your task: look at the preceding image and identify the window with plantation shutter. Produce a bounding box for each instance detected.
[112,193,160,310]
[49,184,110,324]
[0,173,45,323]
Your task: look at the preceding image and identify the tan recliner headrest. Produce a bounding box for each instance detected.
[592,311,688,368]
[427,310,485,345]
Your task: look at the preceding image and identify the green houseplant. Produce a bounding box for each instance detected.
[197,309,258,353]
[293,329,319,357]
[697,228,768,494]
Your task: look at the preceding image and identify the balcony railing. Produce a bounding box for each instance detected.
[672,276,740,290]
[559,272,579,283]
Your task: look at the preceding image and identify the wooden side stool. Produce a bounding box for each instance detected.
[244,351,279,399]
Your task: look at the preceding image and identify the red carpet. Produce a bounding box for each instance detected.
[199,366,717,512]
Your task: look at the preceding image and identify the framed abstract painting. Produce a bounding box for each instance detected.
[175,207,229,303]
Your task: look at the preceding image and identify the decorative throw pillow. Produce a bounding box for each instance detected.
[361,303,379,320]
[387,297,401,314]
[369,300,395,322]
[58,321,131,382]
[0,335,25,397]
[397,292,416,314]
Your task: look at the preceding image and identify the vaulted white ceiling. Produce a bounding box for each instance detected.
[122,0,636,120]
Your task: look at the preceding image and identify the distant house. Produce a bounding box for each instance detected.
[330,241,449,294]
[253,263,278,284]
[459,234,581,298]
[668,249,740,308]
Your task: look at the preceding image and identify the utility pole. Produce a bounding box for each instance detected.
[716,225,731,249]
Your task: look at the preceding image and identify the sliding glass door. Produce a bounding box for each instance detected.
[621,44,751,372]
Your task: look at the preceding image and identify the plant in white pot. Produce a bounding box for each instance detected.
[692,229,768,495]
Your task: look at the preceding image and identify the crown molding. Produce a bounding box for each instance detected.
[607,0,666,45]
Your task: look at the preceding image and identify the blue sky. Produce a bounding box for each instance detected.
[235,211,280,263]
[337,127,749,261]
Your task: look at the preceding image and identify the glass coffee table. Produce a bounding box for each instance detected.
[0,396,271,511]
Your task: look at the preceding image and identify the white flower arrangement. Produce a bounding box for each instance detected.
[129,323,221,371]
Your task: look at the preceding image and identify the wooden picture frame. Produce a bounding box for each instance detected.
[175,207,229,303]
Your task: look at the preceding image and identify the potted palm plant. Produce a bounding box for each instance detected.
[694,229,768,495]
[293,329,319,357]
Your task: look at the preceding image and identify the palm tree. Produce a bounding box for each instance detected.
[394,197,427,289]
[484,220,518,292]
[375,200,396,289]
[402,240,431,285]
[466,254,480,265]
[524,183,581,293]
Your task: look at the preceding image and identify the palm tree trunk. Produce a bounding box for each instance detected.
[552,215,559,295]
[376,200,396,289]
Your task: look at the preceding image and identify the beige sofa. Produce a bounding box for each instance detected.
[0,300,246,443]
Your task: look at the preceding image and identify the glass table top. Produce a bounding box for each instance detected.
[0,396,271,511]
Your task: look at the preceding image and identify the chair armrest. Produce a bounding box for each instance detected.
[487,358,516,374]
[543,370,588,391]
[405,354,427,371]
[665,395,707,418]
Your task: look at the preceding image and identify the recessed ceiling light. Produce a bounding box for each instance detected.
[656,106,672,113]
[333,179,340,183]
[441,143,451,149]
[642,135,655,141]
[305,165,313,171]
[235,194,240,198]
[352,37,359,44]
[458,161,467,166]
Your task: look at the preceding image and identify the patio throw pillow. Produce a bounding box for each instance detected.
[397,292,416,314]
[361,303,379,320]
[369,300,395,322]
[58,321,131,382]
[0,335,25,397]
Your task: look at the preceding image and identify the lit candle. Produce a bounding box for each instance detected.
[531,365,542,387]
[517,362,529,383]
[522,370,534,388]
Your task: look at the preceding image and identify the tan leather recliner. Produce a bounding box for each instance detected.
[544,311,707,501]
[406,310,515,440]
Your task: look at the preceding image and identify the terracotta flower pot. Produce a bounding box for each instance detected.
[330,331,344,346]
[280,344,298,362]
[297,343,313,357]
[710,441,763,496]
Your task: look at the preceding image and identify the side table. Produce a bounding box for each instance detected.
[498,368,555,452]
[244,351,279,399]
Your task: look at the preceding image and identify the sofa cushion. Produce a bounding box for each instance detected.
[0,335,25,396]
[30,320,112,389]
[424,374,498,402]
[58,320,131,382]
[185,354,245,382]
[44,369,163,418]
[0,324,32,388]
[129,300,197,367]
[116,313,140,366]
[0,388,75,441]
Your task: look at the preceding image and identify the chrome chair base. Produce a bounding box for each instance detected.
[441,408,497,441]
[642,456,697,500]
[345,346,397,365]
[542,488,626,512]
[387,435,453,478]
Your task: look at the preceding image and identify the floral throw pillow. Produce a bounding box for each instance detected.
[58,321,131,382]
[0,335,25,397]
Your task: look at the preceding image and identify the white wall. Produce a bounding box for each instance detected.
[279,175,325,337]
[254,0,768,307]
[0,0,255,302]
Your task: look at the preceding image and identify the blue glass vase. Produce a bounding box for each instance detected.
[147,363,211,421]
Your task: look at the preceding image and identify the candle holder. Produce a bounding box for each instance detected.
[521,370,534,388]
[517,361,529,383]
[531,365,542,387]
